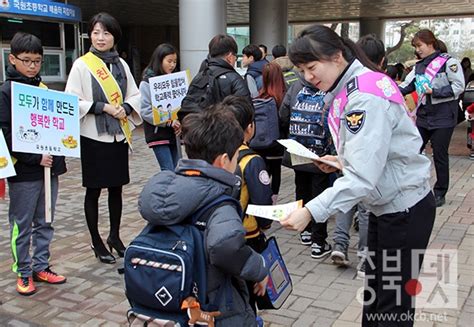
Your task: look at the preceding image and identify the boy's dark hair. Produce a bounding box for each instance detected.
[10,32,43,56]
[259,44,268,54]
[88,12,122,45]
[143,43,177,78]
[208,34,238,58]
[221,95,255,130]
[272,44,287,59]
[182,105,243,164]
[356,34,385,67]
[242,44,263,61]
[386,65,398,80]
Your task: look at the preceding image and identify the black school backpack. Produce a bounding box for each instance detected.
[124,194,241,325]
[179,65,229,121]
[249,97,280,150]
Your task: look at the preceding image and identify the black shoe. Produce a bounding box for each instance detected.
[107,237,126,258]
[330,243,349,266]
[91,244,116,264]
[311,242,332,259]
[435,196,446,207]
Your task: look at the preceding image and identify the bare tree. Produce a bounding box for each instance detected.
[386,21,414,56]
[329,23,349,39]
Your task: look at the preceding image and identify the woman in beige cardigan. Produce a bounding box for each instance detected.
[65,12,142,264]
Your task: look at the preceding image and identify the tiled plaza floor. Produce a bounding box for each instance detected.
[0,122,472,326]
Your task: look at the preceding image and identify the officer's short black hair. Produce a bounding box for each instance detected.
[221,95,255,130]
[208,34,238,58]
[182,105,243,164]
[10,32,43,56]
[88,12,122,45]
[272,44,287,59]
[242,44,263,61]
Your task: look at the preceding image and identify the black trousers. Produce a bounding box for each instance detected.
[417,126,454,198]
[295,171,329,245]
[362,192,436,327]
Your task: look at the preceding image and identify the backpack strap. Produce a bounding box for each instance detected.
[189,194,242,312]
[191,194,242,226]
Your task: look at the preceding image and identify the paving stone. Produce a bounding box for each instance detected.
[0,126,470,325]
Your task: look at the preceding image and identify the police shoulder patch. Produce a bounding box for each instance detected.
[258,170,271,185]
[344,110,366,134]
[449,64,458,73]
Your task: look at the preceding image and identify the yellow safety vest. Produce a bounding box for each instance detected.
[238,145,261,239]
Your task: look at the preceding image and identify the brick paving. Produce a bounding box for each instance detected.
[0,121,472,326]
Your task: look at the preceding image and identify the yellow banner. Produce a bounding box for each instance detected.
[81,52,133,150]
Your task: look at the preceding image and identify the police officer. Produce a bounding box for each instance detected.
[280,25,436,327]
[399,29,465,207]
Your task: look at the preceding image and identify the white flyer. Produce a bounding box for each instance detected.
[278,139,342,170]
[246,200,303,221]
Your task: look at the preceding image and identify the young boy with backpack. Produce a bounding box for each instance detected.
[136,106,268,326]
[0,32,67,296]
[221,95,273,313]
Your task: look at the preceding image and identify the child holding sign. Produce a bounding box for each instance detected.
[0,32,67,296]
[139,43,181,171]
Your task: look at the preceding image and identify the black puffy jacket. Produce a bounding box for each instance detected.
[207,58,250,100]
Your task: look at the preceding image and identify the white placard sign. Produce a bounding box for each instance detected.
[0,130,16,178]
[149,70,190,125]
[11,82,80,157]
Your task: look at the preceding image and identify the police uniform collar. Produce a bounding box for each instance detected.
[324,59,363,105]
[327,58,355,93]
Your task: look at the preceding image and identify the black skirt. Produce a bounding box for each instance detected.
[80,136,130,188]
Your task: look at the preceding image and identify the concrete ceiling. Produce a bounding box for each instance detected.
[67,0,474,26]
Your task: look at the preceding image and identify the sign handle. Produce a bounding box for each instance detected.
[44,166,52,223]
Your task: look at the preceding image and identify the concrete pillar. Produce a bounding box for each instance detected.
[179,0,226,77]
[359,17,385,40]
[249,0,288,59]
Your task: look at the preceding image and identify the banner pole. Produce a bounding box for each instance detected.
[44,166,52,223]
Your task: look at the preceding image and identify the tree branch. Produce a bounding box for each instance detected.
[386,20,414,56]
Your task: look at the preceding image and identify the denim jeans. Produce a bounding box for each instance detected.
[333,203,368,258]
[152,144,179,171]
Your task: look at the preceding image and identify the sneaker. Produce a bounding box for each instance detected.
[311,242,332,259]
[299,231,312,246]
[33,266,66,284]
[470,151,474,160]
[330,244,350,266]
[16,276,37,296]
[357,260,366,279]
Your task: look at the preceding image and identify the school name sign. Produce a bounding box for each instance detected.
[11,82,80,157]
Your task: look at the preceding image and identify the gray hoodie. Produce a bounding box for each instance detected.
[139,159,267,326]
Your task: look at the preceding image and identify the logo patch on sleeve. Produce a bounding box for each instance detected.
[259,170,271,185]
[344,110,366,134]
[449,64,458,73]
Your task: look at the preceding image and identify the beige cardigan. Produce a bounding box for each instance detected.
[65,57,142,143]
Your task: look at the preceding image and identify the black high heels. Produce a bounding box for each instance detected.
[91,244,116,264]
[107,237,126,258]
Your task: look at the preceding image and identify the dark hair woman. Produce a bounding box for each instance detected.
[281,24,436,327]
[139,43,181,170]
[400,28,465,207]
[65,12,142,264]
